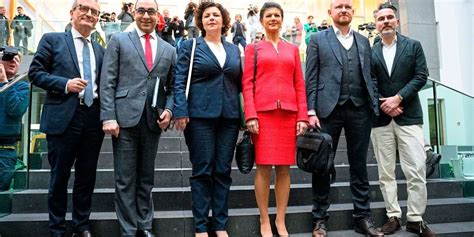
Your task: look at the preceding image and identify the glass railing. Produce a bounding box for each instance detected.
[419,78,474,180]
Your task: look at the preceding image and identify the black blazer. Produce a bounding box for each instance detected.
[29,31,104,134]
[174,37,242,119]
[371,33,428,127]
[305,29,379,118]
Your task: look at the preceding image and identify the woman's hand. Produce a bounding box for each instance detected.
[296,121,308,136]
[175,117,190,131]
[245,118,259,134]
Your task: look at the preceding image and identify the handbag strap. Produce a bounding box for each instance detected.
[185,38,197,100]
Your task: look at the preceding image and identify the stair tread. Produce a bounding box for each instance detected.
[291,221,474,236]
[3,197,473,222]
[11,178,462,194]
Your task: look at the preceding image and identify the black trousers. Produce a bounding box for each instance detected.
[312,101,373,222]
[47,101,104,236]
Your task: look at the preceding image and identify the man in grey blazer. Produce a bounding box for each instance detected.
[371,3,435,237]
[100,0,176,236]
[305,0,382,236]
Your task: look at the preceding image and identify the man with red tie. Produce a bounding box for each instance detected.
[100,0,176,236]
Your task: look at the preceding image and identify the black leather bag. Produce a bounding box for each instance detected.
[296,128,336,182]
[235,131,255,174]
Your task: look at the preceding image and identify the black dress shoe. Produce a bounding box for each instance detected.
[72,230,92,237]
[381,216,401,235]
[312,220,327,237]
[136,229,155,237]
[354,218,384,236]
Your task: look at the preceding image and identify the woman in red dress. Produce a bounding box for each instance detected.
[242,2,309,236]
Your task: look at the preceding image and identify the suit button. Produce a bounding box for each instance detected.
[141,91,146,96]
[147,76,151,80]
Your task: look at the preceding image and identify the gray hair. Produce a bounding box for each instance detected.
[72,0,99,10]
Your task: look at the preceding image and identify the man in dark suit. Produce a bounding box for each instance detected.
[28,1,104,236]
[370,3,435,237]
[305,0,382,236]
[100,0,175,236]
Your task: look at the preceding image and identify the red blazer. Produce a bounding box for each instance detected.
[242,40,308,122]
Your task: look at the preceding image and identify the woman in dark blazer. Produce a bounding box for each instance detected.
[174,2,242,237]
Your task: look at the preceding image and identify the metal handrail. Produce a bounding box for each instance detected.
[0,73,29,93]
[428,77,474,99]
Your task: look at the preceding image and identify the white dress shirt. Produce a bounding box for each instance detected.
[333,26,354,50]
[382,36,398,77]
[136,27,157,65]
[70,27,98,98]
[205,40,226,68]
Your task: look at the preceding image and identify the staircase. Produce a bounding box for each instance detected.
[1,130,474,237]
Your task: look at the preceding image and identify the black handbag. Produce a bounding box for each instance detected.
[235,131,255,174]
[296,127,336,183]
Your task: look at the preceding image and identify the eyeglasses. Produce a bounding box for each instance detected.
[135,8,157,16]
[75,4,100,17]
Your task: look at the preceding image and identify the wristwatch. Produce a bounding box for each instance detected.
[396,93,403,101]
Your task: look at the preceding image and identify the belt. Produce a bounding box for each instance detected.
[79,97,99,106]
[0,145,15,149]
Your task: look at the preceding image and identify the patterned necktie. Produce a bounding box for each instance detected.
[81,38,93,107]
[144,34,153,70]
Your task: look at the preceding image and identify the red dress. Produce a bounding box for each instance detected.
[242,40,308,165]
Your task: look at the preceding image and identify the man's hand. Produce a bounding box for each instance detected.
[175,117,189,131]
[308,115,320,128]
[386,106,404,117]
[158,110,172,129]
[380,95,402,114]
[67,78,88,93]
[246,118,259,134]
[0,64,8,83]
[296,121,308,136]
[103,121,120,137]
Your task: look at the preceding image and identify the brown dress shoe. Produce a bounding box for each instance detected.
[312,220,328,237]
[406,221,437,237]
[354,218,384,236]
[381,216,401,235]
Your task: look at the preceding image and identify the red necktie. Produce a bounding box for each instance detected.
[144,34,153,70]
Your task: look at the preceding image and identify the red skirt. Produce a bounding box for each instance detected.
[252,109,297,165]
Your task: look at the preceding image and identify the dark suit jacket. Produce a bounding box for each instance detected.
[100,30,176,133]
[174,37,242,119]
[305,29,379,118]
[29,31,104,134]
[371,33,428,127]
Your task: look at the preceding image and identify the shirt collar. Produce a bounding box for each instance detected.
[135,27,156,40]
[333,25,353,38]
[382,34,397,48]
[71,27,91,42]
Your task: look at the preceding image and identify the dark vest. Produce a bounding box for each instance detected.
[337,40,368,107]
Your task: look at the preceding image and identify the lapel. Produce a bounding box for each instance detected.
[128,29,149,70]
[326,29,343,65]
[354,32,366,69]
[373,42,390,77]
[221,40,232,69]
[64,31,80,75]
[91,42,102,74]
[150,35,166,72]
[390,33,408,77]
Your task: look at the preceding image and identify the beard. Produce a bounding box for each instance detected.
[381,27,395,36]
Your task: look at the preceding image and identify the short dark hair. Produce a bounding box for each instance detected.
[17,6,23,10]
[377,2,398,13]
[195,2,231,37]
[259,2,284,22]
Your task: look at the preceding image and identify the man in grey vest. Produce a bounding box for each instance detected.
[305,0,382,236]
